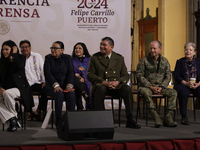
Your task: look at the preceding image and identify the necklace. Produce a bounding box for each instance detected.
[187,63,192,67]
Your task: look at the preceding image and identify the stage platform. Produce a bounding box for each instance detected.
[1,104,200,149]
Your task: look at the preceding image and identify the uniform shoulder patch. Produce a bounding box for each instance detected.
[116,52,123,57]
[93,52,101,57]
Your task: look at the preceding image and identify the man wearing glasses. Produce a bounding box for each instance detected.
[19,40,47,121]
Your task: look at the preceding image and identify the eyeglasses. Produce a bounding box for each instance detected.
[20,46,30,49]
[50,47,61,50]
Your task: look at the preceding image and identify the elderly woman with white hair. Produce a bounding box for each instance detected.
[174,42,200,125]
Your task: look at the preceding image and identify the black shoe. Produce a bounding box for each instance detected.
[82,91,90,103]
[7,117,18,132]
[126,119,141,129]
[181,115,189,125]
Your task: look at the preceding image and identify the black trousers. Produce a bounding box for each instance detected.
[31,83,48,111]
[174,84,200,115]
[47,88,76,119]
[93,84,133,117]
[74,76,88,110]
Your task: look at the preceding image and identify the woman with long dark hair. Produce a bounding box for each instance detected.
[0,40,34,132]
[72,42,92,110]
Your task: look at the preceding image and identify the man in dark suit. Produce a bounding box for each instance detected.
[87,37,140,129]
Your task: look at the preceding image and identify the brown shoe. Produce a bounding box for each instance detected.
[27,111,34,121]
[34,109,42,121]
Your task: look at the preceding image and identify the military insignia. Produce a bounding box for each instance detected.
[0,20,10,35]
[116,52,123,57]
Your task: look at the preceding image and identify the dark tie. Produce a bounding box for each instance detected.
[106,56,109,60]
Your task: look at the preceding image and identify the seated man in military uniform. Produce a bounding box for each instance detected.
[87,37,140,129]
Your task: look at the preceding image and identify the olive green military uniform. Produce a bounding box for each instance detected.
[136,54,177,111]
[87,51,133,116]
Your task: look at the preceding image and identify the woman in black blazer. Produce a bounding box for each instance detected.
[0,40,34,132]
[174,42,200,125]
[44,41,76,127]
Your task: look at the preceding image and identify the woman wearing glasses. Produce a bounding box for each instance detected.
[44,41,75,127]
[0,40,34,132]
[72,42,92,110]
[174,43,200,125]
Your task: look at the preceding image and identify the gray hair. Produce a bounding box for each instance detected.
[184,42,196,51]
[150,40,162,48]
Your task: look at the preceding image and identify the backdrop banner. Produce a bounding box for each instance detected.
[0,0,131,69]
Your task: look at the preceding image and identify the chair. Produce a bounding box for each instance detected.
[129,71,139,113]
[32,91,55,129]
[32,91,47,120]
[136,92,167,126]
[171,71,197,121]
[129,71,157,119]
[44,94,67,129]
[3,97,26,130]
[104,71,137,127]
[135,73,167,126]
[170,71,179,116]
[15,97,27,129]
[40,94,68,129]
[46,95,55,129]
[105,95,122,127]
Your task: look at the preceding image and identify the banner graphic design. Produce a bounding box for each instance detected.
[0,0,131,69]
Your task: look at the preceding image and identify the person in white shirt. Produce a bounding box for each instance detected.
[19,40,47,121]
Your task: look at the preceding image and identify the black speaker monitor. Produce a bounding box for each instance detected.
[57,110,114,141]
